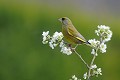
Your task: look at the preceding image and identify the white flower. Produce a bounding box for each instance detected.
[83,72,87,79]
[91,49,95,55]
[61,46,72,55]
[52,32,63,42]
[91,49,98,56]
[42,31,49,41]
[74,77,77,80]
[70,75,81,80]
[88,39,100,48]
[72,75,77,80]
[91,64,97,69]
[48,32,64,49]
[97,68,102,75]
[49,40,59,49]
[103,29,112,42]
[98,25,110,31]
[72,75,76,79]
[42,31,50,44]
[59,40,65,48]
[95,25,112,42]
[95,25,110,36]
[93,68,102,77]
[42,31,49,37]
[42,40,48,44]
[49,41,54,49]
[59,40,72,55]
[99,43,107,53]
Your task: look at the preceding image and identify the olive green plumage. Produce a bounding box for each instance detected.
[58,17,89,45]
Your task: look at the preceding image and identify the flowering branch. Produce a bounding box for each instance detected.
[42,25,112,80]
[87,47,98,80]
[86,25,112,80]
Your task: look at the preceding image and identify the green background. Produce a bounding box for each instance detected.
[0,0,119,80]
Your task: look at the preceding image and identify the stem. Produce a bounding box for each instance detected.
[74,50,90,69]
[87,49,97,80]
[87,36,103,80]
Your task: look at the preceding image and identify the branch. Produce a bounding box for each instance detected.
[87,36,103,80]
[74,50,90,69]
[87,50,97,80]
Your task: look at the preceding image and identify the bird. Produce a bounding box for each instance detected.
[58,17,90,47]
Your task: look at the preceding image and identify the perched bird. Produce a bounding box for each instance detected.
[58,17,90,46]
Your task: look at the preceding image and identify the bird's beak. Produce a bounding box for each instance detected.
[58,18,62,22]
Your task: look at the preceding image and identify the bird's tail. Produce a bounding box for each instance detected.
[86,41,91,45]
[85,41,91,47]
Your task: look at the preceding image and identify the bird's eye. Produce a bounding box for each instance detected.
[62,18,65,21]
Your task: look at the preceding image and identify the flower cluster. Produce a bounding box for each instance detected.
[42,31,72,55]
[88,39,100,56]
[83,65,102,79]
[95,25,112,42]
[42,31,50,44]
[83,72,87,79]
[69,75,81,80]
[99,43,107,53]
[86,25,112,79]
[90,65,102,77]
[93,68,102,77]
[91,64,97,69]
[88,39,100,49]
[88,25,112,55]
[49,32,63,49]
[60,40,72,55]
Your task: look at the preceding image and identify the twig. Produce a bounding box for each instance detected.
[74,50,90,69]
[87,36,103,80]
[87,50,97,80]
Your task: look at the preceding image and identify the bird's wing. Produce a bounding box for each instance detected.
[67,25,86,43]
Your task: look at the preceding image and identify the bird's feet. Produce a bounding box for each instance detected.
[68,44,78,52]
[66,43,78,52]
[71,44,78,52]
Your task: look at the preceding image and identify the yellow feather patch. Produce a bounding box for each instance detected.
[67,30,86,43]
[76,37,86,42]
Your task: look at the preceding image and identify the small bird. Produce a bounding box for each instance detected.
[58,17,90,46]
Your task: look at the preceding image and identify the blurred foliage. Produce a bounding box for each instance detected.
[0,1,120,80]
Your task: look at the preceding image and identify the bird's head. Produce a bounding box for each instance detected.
[58,17,72,25]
